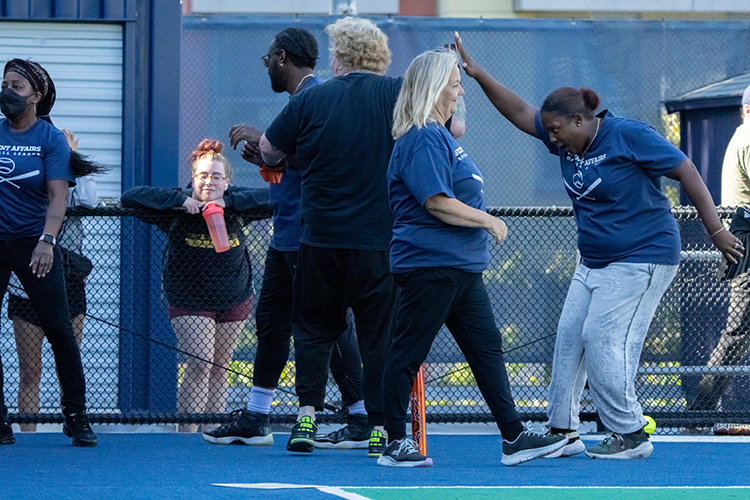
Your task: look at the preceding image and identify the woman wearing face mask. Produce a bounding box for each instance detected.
[121,139,269,433]
[0,59,100,447]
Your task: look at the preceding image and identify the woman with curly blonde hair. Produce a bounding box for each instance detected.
[325,16,391,76]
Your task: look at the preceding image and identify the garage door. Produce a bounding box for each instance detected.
[0,22,123,200]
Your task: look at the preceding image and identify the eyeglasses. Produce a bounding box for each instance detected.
[194,173,226,182]
[261,51,280,68]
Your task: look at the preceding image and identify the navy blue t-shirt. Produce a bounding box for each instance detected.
[389,123,489,273]
[0,118,72,240]
[534,110,684,268]
[265,72,403,251]
[268,75,324,252]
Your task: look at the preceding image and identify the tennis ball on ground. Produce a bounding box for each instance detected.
[644,415,656,434]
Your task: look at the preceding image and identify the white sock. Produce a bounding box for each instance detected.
[298,406,316,421]
[348,400,366,415]
[246,386,275,415]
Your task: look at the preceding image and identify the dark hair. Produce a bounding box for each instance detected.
[541,87,600,120]
[271,28,318,69]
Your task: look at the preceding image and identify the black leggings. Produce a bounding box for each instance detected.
[0,237,87,420]
[253,247,364,406]
[383,267,520,440]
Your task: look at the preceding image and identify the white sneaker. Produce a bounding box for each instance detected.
[543,430,586,458]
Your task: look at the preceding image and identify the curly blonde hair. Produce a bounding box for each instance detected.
[325,17,391,75]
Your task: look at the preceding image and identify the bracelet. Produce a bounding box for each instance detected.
[710,227,726,238]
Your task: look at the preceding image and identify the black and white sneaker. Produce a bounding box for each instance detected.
[63,412,98,447]
[0,421,15,445]
[501,429,567,466]
[202,409,273,445]
[376,437,433,467]
[543,429,586,458]
[314,413,371,449]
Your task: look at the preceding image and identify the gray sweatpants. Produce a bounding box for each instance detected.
[546,262,678,434]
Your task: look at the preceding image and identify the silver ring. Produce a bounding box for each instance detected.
[735,240,742,249]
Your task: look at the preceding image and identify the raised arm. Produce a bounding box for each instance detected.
[454,32,538,137]
[667,158,743,263]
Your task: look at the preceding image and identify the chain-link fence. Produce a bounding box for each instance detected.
[181,16,750,207]
[1,206,747,432]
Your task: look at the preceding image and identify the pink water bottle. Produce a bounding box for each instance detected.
[202,203,230,253]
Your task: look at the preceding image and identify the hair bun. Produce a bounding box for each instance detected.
[194,139,223,156]
[580,88,600,112]
[189,139,224,165]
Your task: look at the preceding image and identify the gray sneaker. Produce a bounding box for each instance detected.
[585,428,653,459]
[543,429,586,458]
[501,429,568,466]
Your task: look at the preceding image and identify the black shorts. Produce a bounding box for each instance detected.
[8,277,87,326]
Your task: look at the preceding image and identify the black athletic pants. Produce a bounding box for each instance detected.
[253,246,364,406]
[0,237,87,420]
[292,244,398,426]
[382,267,520,440]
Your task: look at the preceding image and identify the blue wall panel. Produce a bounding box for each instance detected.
[1,0,130,20]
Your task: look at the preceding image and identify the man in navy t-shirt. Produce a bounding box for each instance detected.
[260,17,401,456]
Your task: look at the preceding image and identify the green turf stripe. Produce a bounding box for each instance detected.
[344,487,750,500]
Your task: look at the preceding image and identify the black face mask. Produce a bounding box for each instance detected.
[0,88,30,121]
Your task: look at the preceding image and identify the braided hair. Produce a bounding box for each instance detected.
[271,28,318,69]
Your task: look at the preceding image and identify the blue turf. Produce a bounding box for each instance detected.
[0,433,747,499]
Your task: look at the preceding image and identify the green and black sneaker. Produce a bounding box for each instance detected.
[367,429,387,458]
[286,416,317,453]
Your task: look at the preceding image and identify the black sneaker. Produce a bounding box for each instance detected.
[501,429,567,466]
[376,437,433,467]
[314,413,371,449]
[367,429,387,458]
[585,428,653,459]
[202,409,273,445]
[63,412,98,447]
[286,416,317,453]
[0,421,15,445]
[542,429,586,458]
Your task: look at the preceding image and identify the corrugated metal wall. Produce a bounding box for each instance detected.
[0,22,124,199]
[0,0,130,20]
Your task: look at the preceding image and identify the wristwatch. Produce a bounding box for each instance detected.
[38,233,56,246]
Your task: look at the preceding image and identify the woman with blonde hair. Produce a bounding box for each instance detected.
[122,139,268,433]
[378,48,567,467]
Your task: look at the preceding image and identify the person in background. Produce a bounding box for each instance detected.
[259,17,401,456]
[0,59,98,446]
[121,139,269,434]
[693,84,750,411]
[9,129,98,433]
[204,28,371,449]
[454,32,740,459]
[378,48,567,468]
